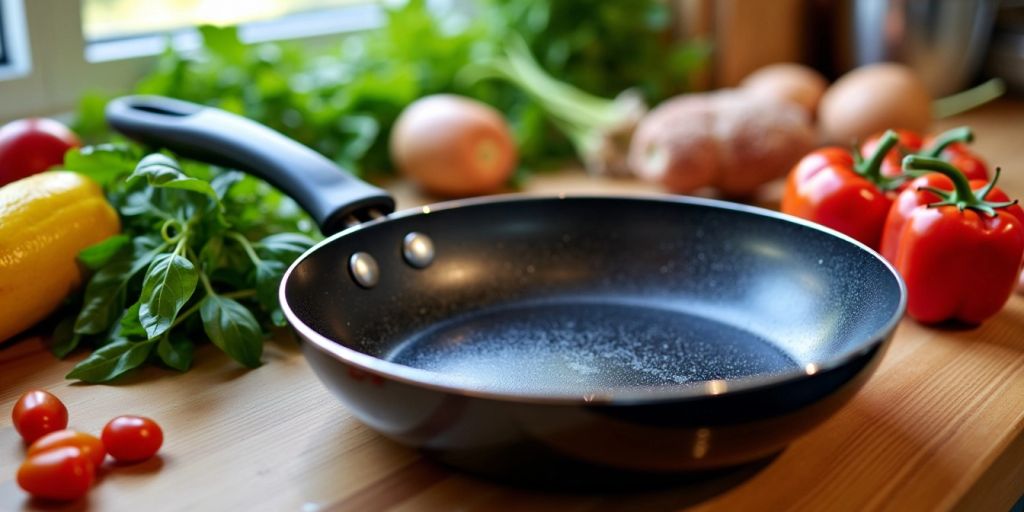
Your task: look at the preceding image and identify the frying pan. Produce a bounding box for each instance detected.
[106,96,906,482]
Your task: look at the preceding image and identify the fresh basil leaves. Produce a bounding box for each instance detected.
[58,148,316,383]
[65,339,157,383]
[138,253,198,339]
[200,295,263,369]
[129,154,219,199]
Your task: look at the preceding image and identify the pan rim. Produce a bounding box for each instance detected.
[280,193,907,405]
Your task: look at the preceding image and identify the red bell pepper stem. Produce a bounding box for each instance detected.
[902,155,1018,217]
[975,167,1002,200]
[855,129,900,186]
[921,126,974,158]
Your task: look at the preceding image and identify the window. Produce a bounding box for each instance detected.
[0,0,381,121]
[0,9,6,66]
[0,0,29,78]
[83,0,372,42]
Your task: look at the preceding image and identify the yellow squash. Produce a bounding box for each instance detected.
[0,171,120,342]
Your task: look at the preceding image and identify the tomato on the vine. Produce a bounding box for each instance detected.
[12,390,69,444]
[17,446,95,501]
[102,415,163,463]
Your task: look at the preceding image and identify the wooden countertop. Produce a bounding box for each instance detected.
[2,100,1024,511]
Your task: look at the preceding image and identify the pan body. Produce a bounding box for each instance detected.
[283,195,904,476]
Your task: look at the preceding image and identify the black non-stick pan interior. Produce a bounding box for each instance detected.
[284,195,903,397]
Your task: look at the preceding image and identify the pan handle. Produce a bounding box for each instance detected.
[105,95,395,235]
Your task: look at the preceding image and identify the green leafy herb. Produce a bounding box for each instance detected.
[63,144,141,183]
[254,259,287,313]
[77,234,130,270]
[50,316,81,359]
[256,233,318,259]
[138,252,199,339]
[200,295,263,369]
[73,235,166,335]
[118,301,147,339]
[129,154,220,199]
[157,334,194,372]
[57,149,316,382]
[66,339,158,383]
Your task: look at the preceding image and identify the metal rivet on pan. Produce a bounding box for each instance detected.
[402,232,435,269]
[349,252,379,288]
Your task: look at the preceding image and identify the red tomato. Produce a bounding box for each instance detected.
[0,118,80,186]
[17,446,95,501]
[28,430,106,468]
[102,415,163,463]
[12,390,69,444]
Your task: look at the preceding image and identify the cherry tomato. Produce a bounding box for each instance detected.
[12,390,69,444]
[28,430,106,468]
[17,446,95,501]
[0,118,80,186]
[102,415,163,463]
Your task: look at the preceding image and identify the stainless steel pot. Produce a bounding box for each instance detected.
[837,0,1000,96]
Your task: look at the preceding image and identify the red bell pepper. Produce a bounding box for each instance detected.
[782,130,901,249]
[882,156,1024,324]
[881,169,1024,263]
[924,137,988,182]
[860,129,924,180]
[860,126,988,185]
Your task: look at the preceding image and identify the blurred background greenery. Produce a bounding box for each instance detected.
[75,0,708,178]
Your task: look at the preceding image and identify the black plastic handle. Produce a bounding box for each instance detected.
[106,95,395,235]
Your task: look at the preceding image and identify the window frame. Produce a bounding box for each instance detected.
[0,0,30,75]
[0,0,381,122]
[0,5,7,65]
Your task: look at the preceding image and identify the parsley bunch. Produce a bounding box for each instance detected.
[54,145,317,383]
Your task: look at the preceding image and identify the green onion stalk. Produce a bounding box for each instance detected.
[463,37,647,177]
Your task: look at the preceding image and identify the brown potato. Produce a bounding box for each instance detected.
[818,63,932,143]
[628,95,719,193]
[628,90,815,197]
[740,63,828,117]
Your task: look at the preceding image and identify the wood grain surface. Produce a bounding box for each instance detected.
[1,100,1023,512]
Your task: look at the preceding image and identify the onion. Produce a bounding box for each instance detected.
[390,94,517,197]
